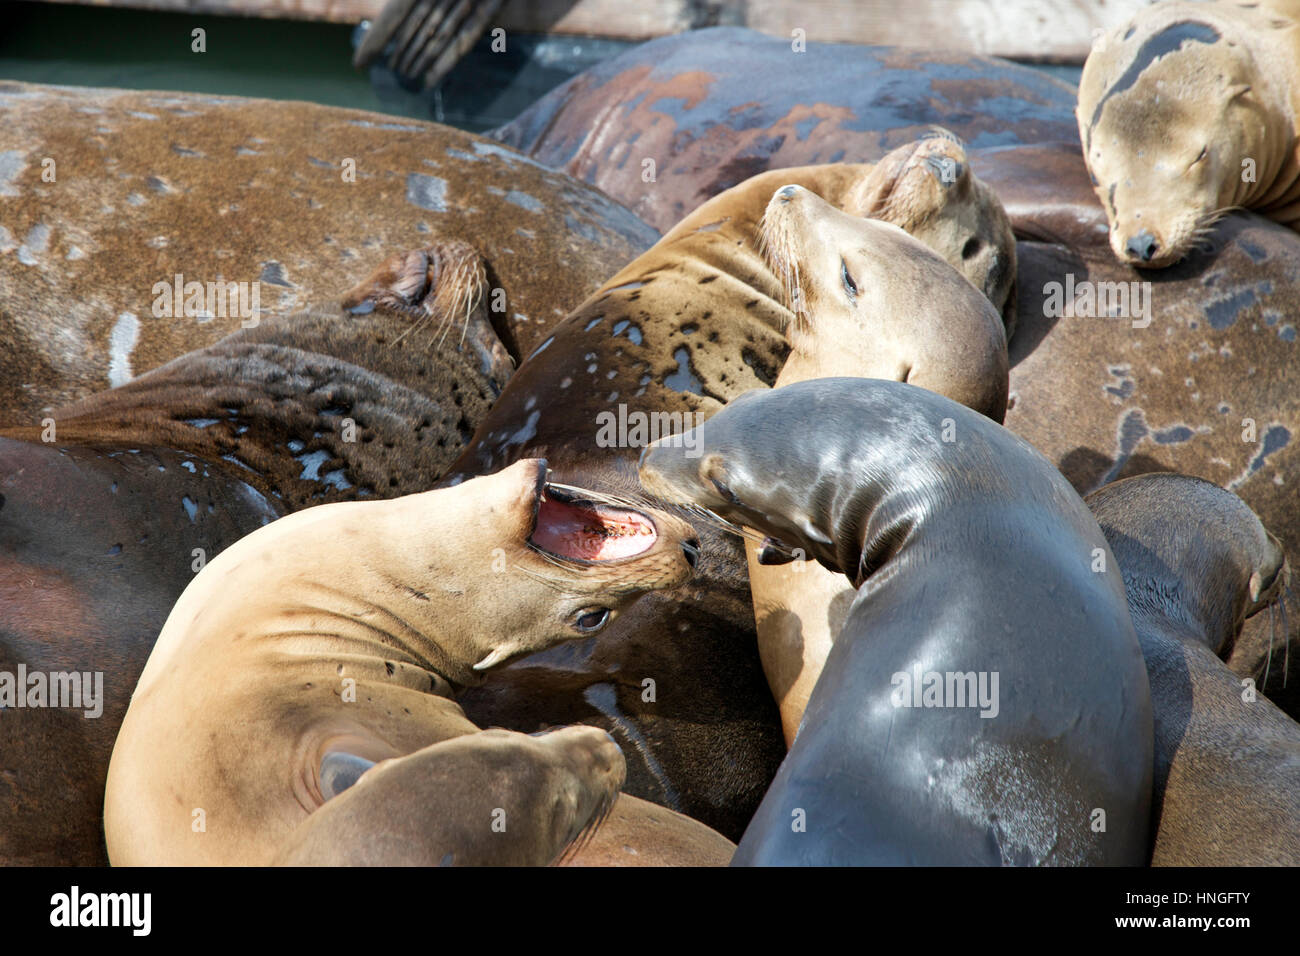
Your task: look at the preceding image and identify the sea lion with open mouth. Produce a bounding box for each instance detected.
[1,241,524,866]
[640,378,1153,865]
[104,458,702,866]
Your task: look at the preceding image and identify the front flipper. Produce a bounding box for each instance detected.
[274,726,624,866]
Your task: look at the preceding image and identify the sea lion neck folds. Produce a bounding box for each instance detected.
[1086,472,1299,865]
[1088,473,1289,658]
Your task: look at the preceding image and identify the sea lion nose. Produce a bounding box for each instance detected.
[1125,230,1160,262]
[681,538,700,569]
[776,185,799,203]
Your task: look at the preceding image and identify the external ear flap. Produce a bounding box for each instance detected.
[700,452,730,486]
[1227,83,1252,101]
[699,453,742,506]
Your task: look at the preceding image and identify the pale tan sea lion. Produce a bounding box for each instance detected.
[745,184,1009,744]
[1078,0,1300,266]
[104,458,701,865]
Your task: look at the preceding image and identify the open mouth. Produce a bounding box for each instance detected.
[529,482,659,562]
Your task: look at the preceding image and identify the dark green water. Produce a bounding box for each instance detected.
[0,2,629,131]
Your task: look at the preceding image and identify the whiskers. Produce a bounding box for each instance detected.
[757,207,807,330]
[1186,204,1245,255]
[1263,583,1292,690]
[552,779,618,867]
[387,245,487,352]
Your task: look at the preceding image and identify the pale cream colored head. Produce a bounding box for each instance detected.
[760,184,1009,422]
[1077,13,1282,267]
[845,133,1017,335]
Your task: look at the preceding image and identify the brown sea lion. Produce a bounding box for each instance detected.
[1087,473,1299,865]
[441,136,1018,839]
[745,183,1008,744]
[995,183,1300,717]
[104,458,699,865]
[0,241,522,866]
[1077,0,1300,266]
[491,27,1080,233]
[0,80,657,422]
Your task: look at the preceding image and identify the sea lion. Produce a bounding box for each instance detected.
[0,80,657,422]
[1086,473,1300,866]
[0,241,523,866]
[492,26,1080,232]
[441,137,1018,839]
[104,457,700,865]
[639,378,1154,866]
[745,182,1009,744]
[1077,0,1300,266]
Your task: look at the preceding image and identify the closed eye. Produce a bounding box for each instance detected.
[1191,146,1208,167]
[710,476,741,505]
[841,258,858,301]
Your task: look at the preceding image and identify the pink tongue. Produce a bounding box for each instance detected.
[532,497,656,561]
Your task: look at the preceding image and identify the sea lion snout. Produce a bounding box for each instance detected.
[1124,229,1161,263]
[1249,532,1289,609]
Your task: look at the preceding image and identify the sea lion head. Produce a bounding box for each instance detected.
[638,387,853,575]
[1078,17,1264,268]
[1087,473,1288,654]
[844,132,1017,335]
[759,183,1009,422]
[346,457,698,680]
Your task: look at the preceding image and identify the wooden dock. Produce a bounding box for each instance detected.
[34,0,1155,63]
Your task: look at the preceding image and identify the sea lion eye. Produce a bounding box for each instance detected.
[962,237,982,260]
[572,608,611,633]
[840,259,858,299]
[1191,146,1208,166]
[709,476,741,505]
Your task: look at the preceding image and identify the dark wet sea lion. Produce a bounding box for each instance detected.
[1087,473,1300,865]
[439,140,1017,839]
[1077,0,1300,266]
[104,458,698,865]
[0,81,657,422]
[492,26,1079,232]
[640,378,1153,866]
